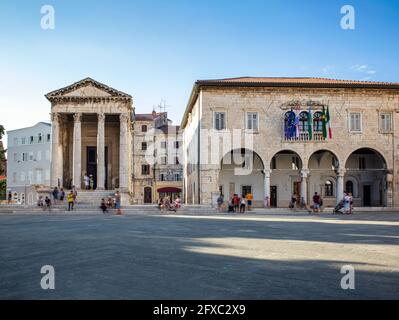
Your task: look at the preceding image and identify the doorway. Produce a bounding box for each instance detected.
[86,146,97,189]
[270,186,277,207]
[144,187,152,204]
[363,185,371,206]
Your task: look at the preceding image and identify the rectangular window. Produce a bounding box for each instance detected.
[161,141,167,149]
[141,165,150,175]
[271,157,277,170]
[30,136,34,144]
[29,152,34,161]
[142,125,148,132]
[160,156,167,165]
[13,138,18,146]
[37,151,42,161]
[214,112,226,130]
[160,173,165,181]
[175,157,180,165]
[175,173,181,181]
[20,172,25,182]
[242,185,252,197]
[380,113,392,132]
[21,137,26,145]
[46,150,50,160]
[141,142,147,151]
[38,134,42,143]
[174,141,180,149]
[36,170,42,184]
[246,112,259,131]
[47,134,51,142]
[292,156,300,170]
[22,153,27,162]
[359,157,366,170]
[349,113,362,132]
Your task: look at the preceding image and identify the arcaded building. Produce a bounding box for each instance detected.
[182,77,399,208]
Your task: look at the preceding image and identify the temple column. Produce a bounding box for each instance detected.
[300,169,309,206]
[119,113,129,192]
[264,169,271,208]
[336,168,346,205]
[72,113,82,189]
[97,113,105,190]
[50,113,63,187]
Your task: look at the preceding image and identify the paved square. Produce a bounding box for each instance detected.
[0,212,398,299]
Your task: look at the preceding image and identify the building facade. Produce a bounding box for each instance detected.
[46,78,133,203]
[132,111,183,204]
[6,122,52,204]
[182,77,399,208]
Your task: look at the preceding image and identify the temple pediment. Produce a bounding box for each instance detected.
[45,77,132,102]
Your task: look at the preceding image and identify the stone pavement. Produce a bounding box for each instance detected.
[0,211,398,299]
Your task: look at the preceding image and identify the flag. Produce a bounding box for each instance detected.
[322,106,327,140]
[294,109,300,138]
[326,106,332,139]
[308,105,312,140]
[286,109,296,139]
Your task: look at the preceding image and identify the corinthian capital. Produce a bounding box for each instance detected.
[119,113,129,123]
[73,113,82,123]
[51,112,60,122]
[98,113,105,122]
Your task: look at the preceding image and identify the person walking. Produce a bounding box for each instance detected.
[67,191,74,211]
[84,173,90,190]
[7,191,12,204]
[72,186,78,206]
[232,194,240,213]
[343,192,351,214]
[246,192,253,211]
[240,195,246,213]
[217,193,224,212]
[59,188,65,202]
[89,175,94,190]
[115,191,122,215]
[312,192,321,214]
[100,198,108,214]
[52,187,59,205]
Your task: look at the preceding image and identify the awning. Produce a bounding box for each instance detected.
[157,187,182,193]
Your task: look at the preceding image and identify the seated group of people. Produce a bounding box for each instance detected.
[100,197,118,213]
[37,196,52,209]
[218,193,253,213]
[158,196,181,212]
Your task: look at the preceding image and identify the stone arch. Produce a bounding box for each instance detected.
[344,147,389,207]
[269,149,303,170]
[307,148,342,170]
[343,147,390,170]
[219,148,265,206]
[143,186,153,204]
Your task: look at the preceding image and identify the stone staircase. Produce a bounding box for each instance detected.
[74,190,116,206]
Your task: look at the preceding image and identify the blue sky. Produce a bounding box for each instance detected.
[1,0,398,145]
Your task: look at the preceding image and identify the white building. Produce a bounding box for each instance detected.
[6,122,52,204]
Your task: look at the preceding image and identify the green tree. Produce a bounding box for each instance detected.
[0,179,6,200]
[0,124,5,175]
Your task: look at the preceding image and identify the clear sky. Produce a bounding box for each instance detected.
[1,0,399,147]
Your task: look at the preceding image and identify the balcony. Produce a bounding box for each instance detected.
[284,131,325,142]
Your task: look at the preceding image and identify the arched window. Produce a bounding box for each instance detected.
[284,111,296,138]
[346,181,354,195]
[299,112,309,131]
[325,180,334,197]
[313,112,323,132]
